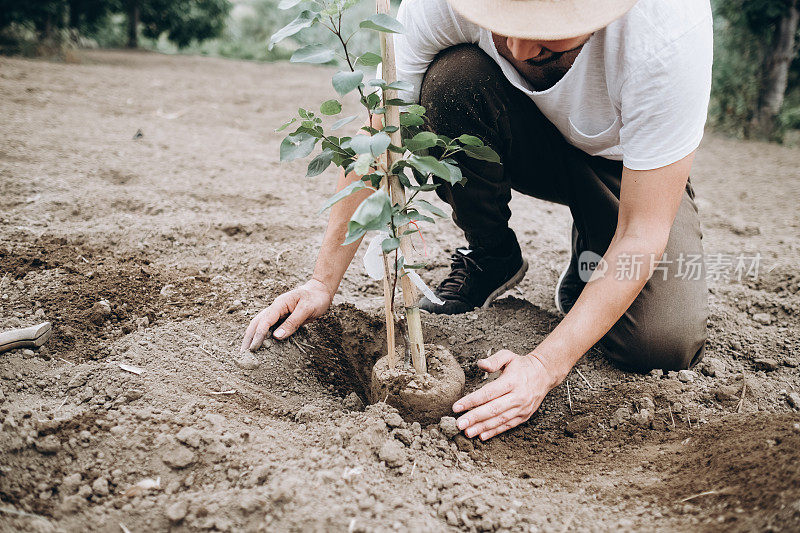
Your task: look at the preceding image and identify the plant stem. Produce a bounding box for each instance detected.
[377,0,426,374]
[328,14,372,126]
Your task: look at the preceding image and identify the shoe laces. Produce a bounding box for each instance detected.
[437,249,483,298]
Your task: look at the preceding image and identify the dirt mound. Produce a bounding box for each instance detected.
[655,414,800,512]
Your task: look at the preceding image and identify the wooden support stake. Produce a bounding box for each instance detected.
[377,0,426,374]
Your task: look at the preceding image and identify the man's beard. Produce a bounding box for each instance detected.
[524,43,583,67]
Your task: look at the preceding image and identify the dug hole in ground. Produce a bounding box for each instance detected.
[1,50,799,532]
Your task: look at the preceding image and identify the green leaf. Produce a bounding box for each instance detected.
[332,70,364,96]
[406,104,426,116]
[278,0,302,9]
[359,13,405,34]
[343,189,392,245]
[269,11,316,50]
[357,52,382,66]
[407,154,451,182]
[408,183,439,192]
[386,80,414,92]
[306,149,335,177]
[320,99,342,115]
[369,132,391,157]
[280,132,316,162]
[463,144,501,163]
[442,161,464,184]
[291,44,335,64]
[347,135,372,154]
[381,237,400,253]
[363,92,381,110]
[352,189,392,230]
[400,113,424,127]
[385,98,414,106]
[404,131,438,152]
[319,180,368,213]
[457,134,483,146]
[331,115,358,130]
[414,199,447,218]
[353,153,373,175]
[275,117,296,132]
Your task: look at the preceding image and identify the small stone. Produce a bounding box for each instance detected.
[393,428,413,446]
[162,445,196,469]
[439,416,459,439]
[239,493,262,513]
[753,358,778,372]
[410,422,421,435]
[634,397,655,412]
[176,426,201,448]
[378,440,406,468]
[677,370,696,383]
[631,409,653,427]
[165,500,188,523]
[714,384,741,403]
[160,284,176,297]
[34,435,61,454]
[648,369,663,378]
[61,473,82,495]
[787,392,800,409]
[784,358,799,368]
[342,392,364,412]
[92,477,109,496]
[384,412,404,429]
[22,349,35,357]
[564,416,593,437]
[752,312,773,325]
[89,300,112,325]
[60,495,85,514]
[610,407,631,428]
[666,371,679,380]
[234,352,260,370]
[699,358,724,377]
[250,464,271,485]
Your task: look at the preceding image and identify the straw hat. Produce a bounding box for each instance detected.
[447,0,640,40]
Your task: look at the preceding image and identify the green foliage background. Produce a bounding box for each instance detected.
[709,0,800,139]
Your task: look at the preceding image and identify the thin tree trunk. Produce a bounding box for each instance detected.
[752,1,800,138]
[377,0,427,374]
[126,0,140,49]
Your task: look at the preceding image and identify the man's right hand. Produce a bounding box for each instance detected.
[241,279,333,351]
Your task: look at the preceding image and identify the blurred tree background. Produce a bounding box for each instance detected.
[1,0,800,142]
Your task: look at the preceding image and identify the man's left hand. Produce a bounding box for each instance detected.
[452,350,560,440]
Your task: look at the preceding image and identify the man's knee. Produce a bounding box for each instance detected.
[419,44,500,134]
[600,315,708,372]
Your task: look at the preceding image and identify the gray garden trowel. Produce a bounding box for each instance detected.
[0,322,53,354]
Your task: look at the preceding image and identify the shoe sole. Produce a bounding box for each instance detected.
[480,259,529,310]
[554,261,570,315]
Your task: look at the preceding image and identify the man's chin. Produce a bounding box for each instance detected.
[525,54,561,66]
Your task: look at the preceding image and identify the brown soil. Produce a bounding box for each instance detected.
[1,50,799,532]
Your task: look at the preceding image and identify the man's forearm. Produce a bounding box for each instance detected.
[311,167,373,297]
[530,233,669,382]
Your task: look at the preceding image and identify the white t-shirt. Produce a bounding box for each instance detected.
[391,0,713,171]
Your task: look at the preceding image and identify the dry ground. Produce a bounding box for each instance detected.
[1,50,799,532]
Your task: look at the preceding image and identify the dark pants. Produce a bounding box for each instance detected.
[419,44,708,372]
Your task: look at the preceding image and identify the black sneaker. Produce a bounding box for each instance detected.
[419,244,528,315]
[555,228,587,314]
